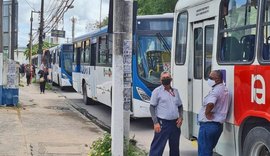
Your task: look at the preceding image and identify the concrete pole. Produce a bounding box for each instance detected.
[111,0,133,155]
[99,0,102,28]
[29,11,33,65]
[10,0,16,60]
[38,0,44,67]
[0,0,3,87]
[70,16,77,42]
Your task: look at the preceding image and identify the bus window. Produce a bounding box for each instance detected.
[262,0,270,61]
[137,35,172,85]
[175,12,188,65]
[205,25,214,79]
[81,41,85,63]
[194,28,203,79]
[58,49,61,68]
[97,35,109,65]
[75,42,81,65]
[73,44,76,63]
[107,35,112,66]
[219,0,257,63]
[53,50,56,64]
[90,43,97,66]
[85,40,90,63]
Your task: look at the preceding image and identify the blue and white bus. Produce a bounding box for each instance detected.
[72,14,173,117]
[48,44,74,88]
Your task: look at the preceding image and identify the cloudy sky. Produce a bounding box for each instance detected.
[17,0,109,47]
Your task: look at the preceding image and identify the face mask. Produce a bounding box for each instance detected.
[161,78,171,85]
[207,79,216,87]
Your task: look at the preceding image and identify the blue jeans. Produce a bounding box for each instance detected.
[198,122,223,156]
[149,118,181,156]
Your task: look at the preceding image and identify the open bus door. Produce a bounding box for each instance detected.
[190,20,215,138]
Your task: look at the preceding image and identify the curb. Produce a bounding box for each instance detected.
[69,102,111,132]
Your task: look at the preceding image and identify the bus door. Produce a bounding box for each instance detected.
[191,20,215,136]
[89,42,97,99]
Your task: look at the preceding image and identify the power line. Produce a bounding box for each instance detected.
[22,0,36,11]
[44,0,53,12]
[44,0,74,34]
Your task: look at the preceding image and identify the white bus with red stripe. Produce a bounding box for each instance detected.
[172,0,270,155]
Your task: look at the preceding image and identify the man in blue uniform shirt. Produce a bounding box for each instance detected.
[149,71,183,156]
[198,70,230,156]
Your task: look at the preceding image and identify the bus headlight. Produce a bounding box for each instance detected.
[136,87,150,103]
[61,73,68,79]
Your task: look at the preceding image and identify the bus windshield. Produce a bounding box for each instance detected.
[137,35,172,85]
[62,45,73,76]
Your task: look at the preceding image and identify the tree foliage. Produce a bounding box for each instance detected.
[137,0,178,15]
[24,41,58,59]
[85,17,109,32]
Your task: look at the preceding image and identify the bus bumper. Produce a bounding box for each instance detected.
[61,78,72,87]
[131,99,151,118]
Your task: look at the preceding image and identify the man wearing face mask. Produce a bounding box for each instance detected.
[198,70,230,156]
[149,71,183,156]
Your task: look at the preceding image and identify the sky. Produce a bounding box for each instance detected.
[17,0,109,48]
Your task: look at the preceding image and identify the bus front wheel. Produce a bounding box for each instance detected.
[83,83,92,105]
[243,126,270,156]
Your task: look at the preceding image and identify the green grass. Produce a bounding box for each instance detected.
[45,83,52,90]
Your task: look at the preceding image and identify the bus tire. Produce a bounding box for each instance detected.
[83,83,92,105]
[243,126,270,156]
[52,82,57,86]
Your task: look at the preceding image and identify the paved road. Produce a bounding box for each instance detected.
[57,87,198,156]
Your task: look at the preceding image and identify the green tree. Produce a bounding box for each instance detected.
[85,17,109,32]
[24,41,58,59]
[137,0,178,15]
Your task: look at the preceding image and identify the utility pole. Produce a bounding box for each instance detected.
[70,16,77,42]
[0,0,3,88]
[111,0,133,155]
[99,0,102,28]
[29,11,33,65]
[11,0,16,60]
[29,11,40,65]
[38,0,44,67]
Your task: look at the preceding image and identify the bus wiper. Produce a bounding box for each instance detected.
[156,32,171,53]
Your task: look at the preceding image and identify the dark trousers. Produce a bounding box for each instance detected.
[40,81,46,93]
[149,118,181,156]
[26,76,31,85]
[198,122,223,156]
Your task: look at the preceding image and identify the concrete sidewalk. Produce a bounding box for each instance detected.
[0,80,104,156]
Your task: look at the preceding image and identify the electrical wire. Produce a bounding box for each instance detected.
[22,0,36,11]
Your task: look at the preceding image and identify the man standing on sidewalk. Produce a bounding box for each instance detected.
[149,71,183,156]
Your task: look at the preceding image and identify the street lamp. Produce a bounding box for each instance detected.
[29,10,40,66]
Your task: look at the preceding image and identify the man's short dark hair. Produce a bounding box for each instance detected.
[214,70,223,81]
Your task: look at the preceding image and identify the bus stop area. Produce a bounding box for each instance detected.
[0,79,103,156]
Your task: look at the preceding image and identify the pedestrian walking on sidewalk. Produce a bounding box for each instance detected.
[198,70,230,156]
[38,67,49,94]
[25,64,32,86]
[149,71,183,156]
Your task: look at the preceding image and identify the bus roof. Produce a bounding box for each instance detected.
[137,13,174,20]
[175,0,213,11]
[73,26,107,43]
[48,43,73,51]
[74,13,174,43]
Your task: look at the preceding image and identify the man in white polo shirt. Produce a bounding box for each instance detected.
[198,70,230,156]
[149,71,183,156]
